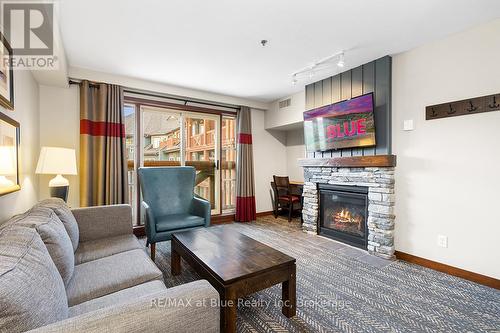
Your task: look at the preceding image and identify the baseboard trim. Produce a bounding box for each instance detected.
[255,210,274,218]
[395,251,499,290]
[212,214,235,224]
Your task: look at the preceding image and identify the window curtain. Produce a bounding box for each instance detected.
[235,106,256,222]
[79,80,128,207]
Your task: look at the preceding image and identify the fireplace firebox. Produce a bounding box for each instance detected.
[318,184,368,249]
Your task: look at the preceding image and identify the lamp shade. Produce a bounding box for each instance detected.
[0,146,16,176]
[36,147,77,175]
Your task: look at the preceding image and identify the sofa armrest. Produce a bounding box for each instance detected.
[71,205,133,242]
[30,280,220,333]
[190,196,211,227]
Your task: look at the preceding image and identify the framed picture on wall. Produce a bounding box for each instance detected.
[0,32,14,110]
[0,112,20,196]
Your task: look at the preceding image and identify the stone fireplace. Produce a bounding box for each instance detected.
[299,156,396,259]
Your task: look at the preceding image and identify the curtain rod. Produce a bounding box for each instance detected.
[69,79,104,87]
[125,89,241,111]
[68,78,241,111]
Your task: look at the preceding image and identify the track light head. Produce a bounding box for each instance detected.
[337,52,345,68]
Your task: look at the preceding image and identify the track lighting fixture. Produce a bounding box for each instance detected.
[290,50,347,85]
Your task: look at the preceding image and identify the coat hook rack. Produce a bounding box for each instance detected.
[426,93,500,120]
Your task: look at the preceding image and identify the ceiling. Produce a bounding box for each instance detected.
[59,0,500,103]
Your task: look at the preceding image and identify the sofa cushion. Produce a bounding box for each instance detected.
[66,249,163,306]
[16,207,75,285]
[37,198,79,251]
[156,213,205,232]
[75,234,144,264]
[0,224,68,332]
[68,280,167,317]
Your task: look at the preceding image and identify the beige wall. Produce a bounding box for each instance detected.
[265,91,305,130]
[392,19,500,279]
[251,109,288,212]
[0,71,40,222]
[285,128,305,182]
[38,85,80,208]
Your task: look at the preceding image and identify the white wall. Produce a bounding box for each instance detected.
[392,18,500,279]
[38,85,80,208]
[251,109,287,212]
[0,71,40,222]
[70,67,269,111]
[285,128,305,182]
[265,91,305,130]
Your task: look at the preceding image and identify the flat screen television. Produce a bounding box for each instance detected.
[303,92,376,152]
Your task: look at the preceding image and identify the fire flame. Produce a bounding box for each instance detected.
[338,209,351,220]
[333,208,363,228]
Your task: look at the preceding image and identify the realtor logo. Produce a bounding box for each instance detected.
[2,1,53,55]
[1,1,57,70]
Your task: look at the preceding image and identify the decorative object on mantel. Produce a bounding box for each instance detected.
[36,147,78,202]
[0,112,20,196]
[426,93,500,120]
[0,32,14,110]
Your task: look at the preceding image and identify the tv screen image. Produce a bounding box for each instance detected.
[303,93,376,152]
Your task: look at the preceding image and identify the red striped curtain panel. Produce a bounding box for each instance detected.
[235,106,256,222]
[79,81,128,207]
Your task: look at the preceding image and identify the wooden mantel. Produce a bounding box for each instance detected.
[298,155,397,168]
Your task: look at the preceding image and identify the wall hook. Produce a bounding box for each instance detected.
[467,100,478,112]
[489,96,499,109]
[447,104,456,114]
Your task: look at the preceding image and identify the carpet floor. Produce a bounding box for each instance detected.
[144,216,500,333]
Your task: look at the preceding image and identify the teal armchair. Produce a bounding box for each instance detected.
[138,167,211,260]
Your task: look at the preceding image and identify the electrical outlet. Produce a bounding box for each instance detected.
[403,119,414,131]
[437,235,448,248]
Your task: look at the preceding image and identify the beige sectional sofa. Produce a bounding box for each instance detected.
[0,199,220,333]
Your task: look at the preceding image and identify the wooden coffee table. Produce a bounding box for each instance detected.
[171,227,296,333]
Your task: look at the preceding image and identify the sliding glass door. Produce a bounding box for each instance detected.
[184,112,220,214]
[125,103,234,223]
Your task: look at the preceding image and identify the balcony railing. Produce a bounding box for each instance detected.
[187,129,215,151]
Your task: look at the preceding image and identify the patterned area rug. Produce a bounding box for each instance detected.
[143,216,500,333]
